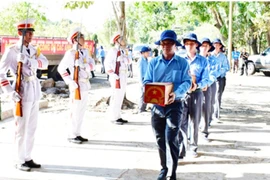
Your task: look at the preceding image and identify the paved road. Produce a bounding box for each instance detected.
[0,66,270,180]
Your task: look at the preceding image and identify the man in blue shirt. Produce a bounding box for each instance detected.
[179,33,209,159]
[211,38,230,120]
[98,46,106,74]
[232,47,240,73]
[143,30,191,180]
[138,46,151,113]
[199,38,219,140]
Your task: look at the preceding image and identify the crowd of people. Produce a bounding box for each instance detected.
[0,17,246,180]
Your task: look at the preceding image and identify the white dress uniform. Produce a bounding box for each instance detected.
[104,46,130,121]
[58,45,95,139]
[0,39,48,164]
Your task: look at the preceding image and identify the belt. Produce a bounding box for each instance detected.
[23,75,37,82]
[79,78,89,83]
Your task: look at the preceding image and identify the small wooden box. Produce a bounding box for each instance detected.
[144,82,173,106]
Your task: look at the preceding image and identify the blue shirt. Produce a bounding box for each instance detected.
[232,51,240,60]
[138,56,148,84]
[143,54,192,100]
[183,54,209,89]
[99,49,105,58]
[211,52,230,78]
[207,55,219,86]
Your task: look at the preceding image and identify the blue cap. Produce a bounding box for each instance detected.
[182,33,201,47]
[200,37,214,52]
[212,38,224,46]
[140,46,151,53]
[155,30,182,46]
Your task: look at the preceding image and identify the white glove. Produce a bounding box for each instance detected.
[17,53,27,64]
[110,73,119,80]
[28,58,38,69]
[69,80,78,91]
[116,56,123,62]
[74,60,84,68]
[10,91,21,102]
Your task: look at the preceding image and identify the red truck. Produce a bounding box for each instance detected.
[0,36,95,81]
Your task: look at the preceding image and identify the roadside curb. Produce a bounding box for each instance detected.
[0,100,49,120]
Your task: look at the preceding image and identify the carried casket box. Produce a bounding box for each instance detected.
[144,82,173,106]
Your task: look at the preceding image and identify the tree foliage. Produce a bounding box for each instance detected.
[0,2,47,36]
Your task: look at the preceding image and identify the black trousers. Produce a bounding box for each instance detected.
[152,101,183,180]
[217,76,226,109]
[240,60,248,75]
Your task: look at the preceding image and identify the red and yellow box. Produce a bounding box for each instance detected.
[144,82,173,106]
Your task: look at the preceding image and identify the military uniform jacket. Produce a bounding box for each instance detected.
[0,40,48,102]
[58,47,95,91]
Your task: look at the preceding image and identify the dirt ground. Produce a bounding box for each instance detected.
[0,64,270,180]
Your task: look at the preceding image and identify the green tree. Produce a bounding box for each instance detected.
[0,2,47,36]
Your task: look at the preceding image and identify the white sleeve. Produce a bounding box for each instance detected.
[57,51,74,84]
[0,48,14,93]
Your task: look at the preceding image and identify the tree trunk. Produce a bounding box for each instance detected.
[211,7,227,42]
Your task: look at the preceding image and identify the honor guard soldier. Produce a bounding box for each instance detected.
[58,28,95,144]
[104,33,131,125]
[179,33,209,158]
[143,30,191,180]
[0,19,48,171]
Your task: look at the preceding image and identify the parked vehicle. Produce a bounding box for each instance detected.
[247,47,270,76]
[0,36,95,81]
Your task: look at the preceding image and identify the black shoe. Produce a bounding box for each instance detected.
[25,160,41,168]
[76,136,88,142]
[68,137,83,144]
[16,163,31,171]
[116,118,128,123]
[157,168,168,180]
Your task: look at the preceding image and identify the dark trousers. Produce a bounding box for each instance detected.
[101,57,105,74]
[233,60,239,73]
[138,86,147,112]
[179,91,203,155]
[217,77,226,109]
[240,60,248,76]
[202,86,212,137]
[210,82,218,124]
[152,101,183,180]
[128,63,133,78]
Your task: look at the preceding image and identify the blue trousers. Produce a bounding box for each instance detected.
[151,101,183,180]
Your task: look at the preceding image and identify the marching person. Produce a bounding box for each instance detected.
[143,30,191,180]
[211,38,230,119]
[137,46,151,113]
[0,19,48,171]
[179,33,209,158]
[58,27,95,144]
[199,38,219,139]
[104,33,131,125]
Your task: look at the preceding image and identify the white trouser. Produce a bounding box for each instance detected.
[108,71,127,120]
[69,90,88,138]
[14,101,39,164]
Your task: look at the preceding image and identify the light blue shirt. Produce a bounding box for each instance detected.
[143,54,192,100]
[207,55,219,86]
[232,51,240,60]
[99,49,105,58]
[211,52,230,78]
[138,56,148,84]
[183,54,209,89]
